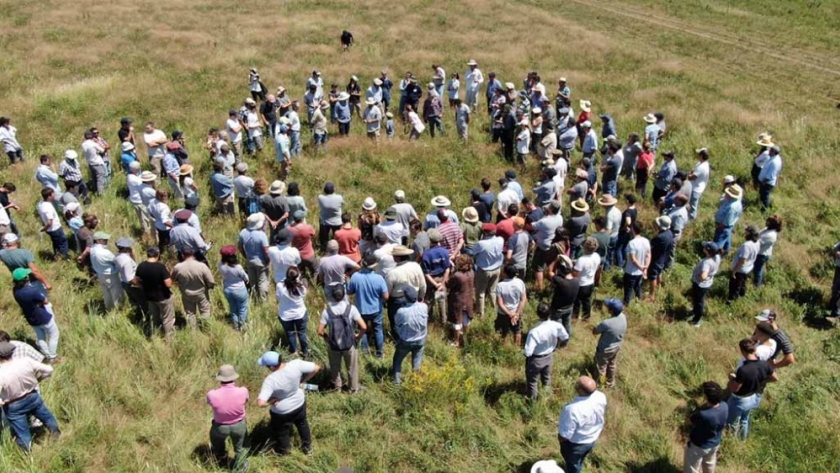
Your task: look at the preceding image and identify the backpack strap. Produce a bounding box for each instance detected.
[342,303,352,319]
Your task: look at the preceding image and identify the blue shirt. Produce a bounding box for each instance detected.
[474,237,504,271]
[381,78,393,101]
[486,78,502,97]
[645,124,661,150]
[335,101,351,123]
[210,172,233,198]
[13,284,53,326]
[162,153,180,177]
[757,155,782,186]
[714,197,742,227]
[239,228,269,263]
[478,193,495,211]
[506,180,524,201]
[35,165,61,193]
[689,403,729,448]
[421,246,451,277]
[120,151,137,173]
[395,302,429,343]
[582,131,598,154]
[347,269,389,315]
[655,160,677,190]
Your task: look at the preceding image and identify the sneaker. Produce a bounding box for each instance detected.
[691,320,702,327]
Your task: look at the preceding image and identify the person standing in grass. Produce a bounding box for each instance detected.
[317,182,344,252]
[404,104,425,140]
[335,213,362,263]
[464,59,483,112]
[0,342,60,451]
[549,254,580,337]
[753,310,796,369]
[756,145,782,212]
[622,222,650,306]
[473,223,504,319]
[447,72,461,107]
[392,286,428,384]
[558,376,606,473]
[689,242,721,327]
[311,101,329,150]
[592,298,626,388]
[728,225,760,302]
[0,233,52,290]
[11,268,60,362]
[753,215,781,287]
[276,266,310,357]
[268,229,301,285]
[683,381,728,473]
[447,254,474,347]
[495,264,527,346]
[172,246,215,328]
[58,150,90,205]
[421,229,451,325]
[219,245,249,331]
[148,188,173,252]
[713,184,743,255]
[422,83,444,138]
[726,338,778,440]
[37,188,69,261]
[524,302,569,399]
[572,237,600,321]
[646,216,673,303]
[318,285,366,393]
[634,142,654,198]
[82,129,108,194]
[386,245,426,339]
[207,364,249,472]
[687,148,711,220]
[347,254,389,358]
[256,351,320,455]
[289,210,319,279]
[238,213,270,300]
[90,231,125,311]
[133,246,175,341]
[0,116,24,164]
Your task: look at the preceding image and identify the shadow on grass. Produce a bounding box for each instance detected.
[483,379,527,406]
[247,418,277,455]
[190,443,217,469]
[364,362,391,383]
[84,299,106,317]
[625,457,680,473]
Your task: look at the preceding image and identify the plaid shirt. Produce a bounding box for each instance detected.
[11,340,45,363]
[59,159,83,182]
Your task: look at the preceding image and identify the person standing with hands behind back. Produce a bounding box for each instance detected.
[206,364,249,472]
[495,264,527,346]
[317,286,367,393]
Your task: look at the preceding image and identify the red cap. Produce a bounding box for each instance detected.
[482,223,497,234]
[219,245,237,257]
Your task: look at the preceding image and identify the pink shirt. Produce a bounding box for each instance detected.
[206,383,249,425]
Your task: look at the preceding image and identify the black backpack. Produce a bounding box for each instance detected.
[326,303,356,351]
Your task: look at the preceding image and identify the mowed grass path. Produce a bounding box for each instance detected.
[0,0,839,471]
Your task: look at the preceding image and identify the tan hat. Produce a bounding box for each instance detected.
[216,364,239,382]
[394,189,406,199]
[179,164,194,176]
[579,100,591,112]
[575,169,588,180]
[430,195,451,207]
[558,77,568,82]
[140,171,158,182]
[269,180,286,195]
[276,86,287,94]
[756,136,775,147]
[505,82,515,90]
[597,194,617,206]
[365,97,376,106]
[643,113,657,123]
[724,184,743,200]
[462,207,479,223]
[571,199,589,212]
[373,78,383,86]
[391,245,414,256]
[467,59,478,66]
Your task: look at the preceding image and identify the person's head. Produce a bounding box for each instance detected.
[536,302,551,321]
[583,236,599,255]
[739,338,757,356]
[702,241,719,257]
[39,154,52,165]
[326,239,339,255]
[410,220,423,236]
[701,381,723,406]
[521,197,535,211]
[642,141,651,152]
[220,245,238,265]
[144,121,155,133]
[453,98,462,106]
[593,216,606,231]
[0,342,16,361]
[575,376,597,396]
[765,214,782,232]
[331,285,346,302]
[625,194,637,206]
[630,221,643,236]
[41,188,55,202]
[0,117,9,128]
[507,204,519,218]
[696,148,709,161]
[0,182,15,193]
[555,254,573,277]
[0,330,11,343]
[146,246,161,260]
[604,298,624,316]
[284,266,303,295]
[428,229,443,246]
[180,246,196,259]
[502,264,517,280]
[769,145,780,157]
[454,254,473,273]
[341,212,352,225]
[212,161,224,174]
[481,178,491,192]
[744,225,759,242]
[84,214,99,229]
[323,182,335,195]
[155,188,169,202]
[752,321,776,343]
[675,194,689,207]
[482,223,496,237]
[258,351,282,372]
[83,130,94,140]
[405,104,413,112]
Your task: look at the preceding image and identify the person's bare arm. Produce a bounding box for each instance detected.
[163,277,173,288]
[28,263,51,290]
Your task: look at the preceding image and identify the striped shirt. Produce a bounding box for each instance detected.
[771,329,794,359]
[438,221,462,257]
[59,159,84,182]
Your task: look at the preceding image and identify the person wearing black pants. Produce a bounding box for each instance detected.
[622,222,650,306]
[690,241,721,326]
[728,226,760,301]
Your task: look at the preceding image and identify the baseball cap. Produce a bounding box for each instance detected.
[603,298,624,314]
[258,351,281,367]
[12,268,31,282]
[755,309,776,322]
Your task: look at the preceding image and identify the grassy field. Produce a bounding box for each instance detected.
[1,0,840,471]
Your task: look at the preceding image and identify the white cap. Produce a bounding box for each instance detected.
[394,190,405,199]
[723,175,736,184]
[3,233,19,245]
[64,150,78,160]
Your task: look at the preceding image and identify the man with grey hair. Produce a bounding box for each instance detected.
[316,240,360,300]
[389,190,418,245]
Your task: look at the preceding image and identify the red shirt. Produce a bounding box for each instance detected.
[637,151,655,170]
[496,218,515,245]
[289,223,316,260]
[335,227,362,263]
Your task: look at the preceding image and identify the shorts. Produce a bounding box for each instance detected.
[648,263,665,279]
[494,311,521,336]
[533,247,553,272]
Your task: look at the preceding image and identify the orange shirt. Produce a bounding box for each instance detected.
[335,227,362,263]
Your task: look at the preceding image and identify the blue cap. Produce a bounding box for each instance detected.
[278,124,288,133]
[604,298,624,314]
[702,241,719,253]
[258,351,281,367]
[404,286,418,302]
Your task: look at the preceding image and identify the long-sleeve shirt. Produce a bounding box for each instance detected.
[655,160,677,191]
[757,155,782,186]
[465,69,484,91]
[210,172,233,199]
[169,223,209,253]
[0,358,53,403]
[395,302,429,342]
[58,159,84,182]
[714,198,742,227]
[90,243,116,277]
[35,165,60,192]
[386,261,427,299]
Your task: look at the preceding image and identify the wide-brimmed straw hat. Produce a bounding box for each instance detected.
[579,100,591,112]
[269,180,286,195]
[467,59,478,66]
[756,136,775,147]
[391,245,414,256]
[643,113,657,123]
[724,184,743,200]
[571,199,589,212]
[140,171,157,182]
[431,195,451,207]
[179,164,194,176]
[362,197,377,211]
[462,207,479,223]
[597,194,617,206]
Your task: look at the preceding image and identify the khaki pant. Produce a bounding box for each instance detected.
[150,156,162,176]
[245,259,270,300]
[181,291,211,328]
[99,274,125,311]
[683,442,719,473]
[328,346,359,391]
[425,276,447,325]
[133,202,152,234]
[474,267,500,317]
[595,347,620,387]
[148,298,176,342]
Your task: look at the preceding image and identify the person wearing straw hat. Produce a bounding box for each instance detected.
[643,113,661,152]
[689,241,721,326]
[558,376,606,473]
[261,180,290,243]
[460,206,483,255]
[646,216,674,302]
[422,83,445,138]
[386,245,426,338]
[687,148,711,220]
[12,267,61,362]
[576,100,592,145]
[365,78,384,111]
[728,225,760,302]
[597,193,620,270]
[464,59,484,112]
[135,168,157,235]
[207,364,249,472]
[256,351,321,455]
[238,212,271,299]
[757,145,782,211]
[335,91,352,136]
[524,302,569,399]
[751,133,774,188]
[713,184,743,255]
[425,195,459,230]
[90,231,125,311]
[566,199,590,259]
[363,97,382,141]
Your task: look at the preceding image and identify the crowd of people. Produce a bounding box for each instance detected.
[0,57,816,473]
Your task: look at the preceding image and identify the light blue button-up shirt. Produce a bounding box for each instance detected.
[395,302,428,343]
[474,236,504,271]
[507,180,524,201]
[582,130,598,154]
[655,159,677,190]
[90,243,116,276]
[714,197,742,227]
[645,124,661,150]
[758,155,782,186]
[35,165,61,193]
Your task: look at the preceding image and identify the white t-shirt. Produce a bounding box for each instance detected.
[226,118,243,144]
[276,283,307,322]
[143,129,167,159]
[516,129,530,154]
[574,253,601,287]
[495,277,526,315]
[692,161,710,194]
[37,201,62,232]
[127,174,143,204]
[625,237,651,276]
[268,245,301,283]
[758,229,778,257]
[148,199,172,231]
[374,221,405,245]
[233,175,255,199]
[552,159,568,190]
[245,111,262,138]
[258,359,317,414]
[81,139,105,166]
[408,112,425,133]
[319,300,363,326]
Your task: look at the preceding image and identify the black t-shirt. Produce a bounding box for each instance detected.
[772,329,795,359]
[118,128,133,144]
[260,101,277,122]
[471,202,491,224]
[0,191,10,209]
[135,261,172,302]
[619,207,638,240]
[550,276,580,311]
[734,359,774,396]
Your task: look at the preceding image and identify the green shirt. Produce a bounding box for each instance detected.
[593,232,611,259]
[460,221,483,250]
[0,248,34,273]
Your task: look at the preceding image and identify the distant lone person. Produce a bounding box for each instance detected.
[341,30,354,51]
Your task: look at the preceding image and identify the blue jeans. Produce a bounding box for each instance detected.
[753,254,769,287]
[2,392,60,450]
[605,236,619,270]
[561,440,595,473]
[393,339,425,384]
[223,287,249,329]
[727,393,759,440]
[313,132,328,147]
[713,225,734,255]
[759,183,774,211]
[688,189,703,220]
[427,116,444,138]
[602,179,617,197]
[290,130,301,156]
[46,228,68,259]
[360,312,384,357]
[614,236,629,270]
[387,296,407,341]
[280,316,309,355]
